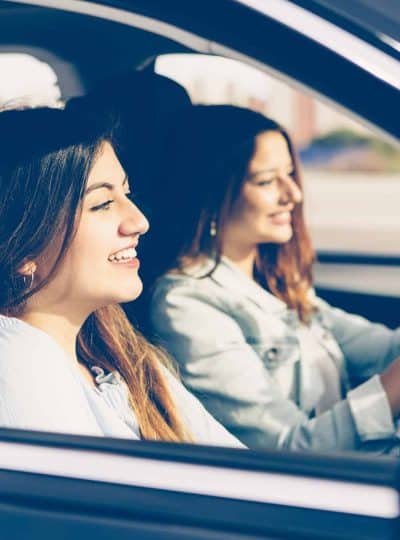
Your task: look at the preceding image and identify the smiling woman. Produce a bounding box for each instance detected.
[56,141,149,308]
[0,106,241,447]
[87,171,142,271]
[144,104,400,454]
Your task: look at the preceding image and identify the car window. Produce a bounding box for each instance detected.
[155,53,400,258]
[0,53,61,108]
[0,0,399,478]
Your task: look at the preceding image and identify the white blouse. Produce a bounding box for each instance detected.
[0,315,242,447]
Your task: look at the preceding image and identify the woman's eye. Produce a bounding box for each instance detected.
[256,178,275,186]
[91,200,114,211]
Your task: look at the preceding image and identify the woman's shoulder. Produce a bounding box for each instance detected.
[0,314,58,346]
[0,315,69,378]
[0,315,103,435]
[0,315,48,351]
[151,261,219,303]
[153,258,215,287]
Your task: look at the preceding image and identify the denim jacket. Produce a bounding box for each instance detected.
[149,257,400,452]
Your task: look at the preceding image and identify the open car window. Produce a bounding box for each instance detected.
[0,52,61,107]
[155,52,400,329]
[156,53,400,259]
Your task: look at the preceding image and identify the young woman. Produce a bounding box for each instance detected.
[0,106,241,446]
[146,105,400,453]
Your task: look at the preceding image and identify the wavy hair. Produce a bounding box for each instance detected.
[144,105,315,322]
[0,107,189,441]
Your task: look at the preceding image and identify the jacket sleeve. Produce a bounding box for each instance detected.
[316,296,400,382]
[150,279,396,451]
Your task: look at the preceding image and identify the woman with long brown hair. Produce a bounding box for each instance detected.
[146,105,400,453]
[0,105,240,445]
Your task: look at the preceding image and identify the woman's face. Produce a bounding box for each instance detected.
[32,141,149,314]
[222,130,302,252]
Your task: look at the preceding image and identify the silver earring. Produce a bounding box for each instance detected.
[23,271,35,291]
[209,219,217,237]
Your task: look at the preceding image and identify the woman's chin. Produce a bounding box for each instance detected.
[278,235,293,245]
[125,282,144,303]
[108,279,144,304]
[260,226,293,244]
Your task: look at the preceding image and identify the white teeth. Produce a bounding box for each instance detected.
[108,247,137,262]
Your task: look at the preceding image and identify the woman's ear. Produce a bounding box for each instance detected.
[18,260,37,277]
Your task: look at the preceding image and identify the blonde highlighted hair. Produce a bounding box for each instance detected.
[78,305,190,441]
[143,105,315,323]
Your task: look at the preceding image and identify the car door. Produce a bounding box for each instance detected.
[1,428,400,539]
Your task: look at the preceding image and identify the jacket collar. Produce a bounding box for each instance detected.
[185,256,289,316]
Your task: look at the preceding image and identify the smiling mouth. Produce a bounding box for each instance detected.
[108,246,137,263]
[268,211,292,224]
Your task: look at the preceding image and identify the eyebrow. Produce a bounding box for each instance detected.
[248,165,293,179]
[84,174,129,195]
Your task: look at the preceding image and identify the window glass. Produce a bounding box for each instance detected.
[156,54,400,257]
[0,53,61,108]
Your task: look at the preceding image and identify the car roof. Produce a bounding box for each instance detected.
[290,0,400,46]
[1,0,399,140]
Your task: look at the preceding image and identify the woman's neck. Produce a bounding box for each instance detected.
[20,308,97,387]
[21,310,80,360]
[222,243,257,279]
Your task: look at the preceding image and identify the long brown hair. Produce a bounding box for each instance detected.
[77,306,189,441]
[144,105,315,322]
[0,107,189,441]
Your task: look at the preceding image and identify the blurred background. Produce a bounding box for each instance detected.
[155,54,400,258]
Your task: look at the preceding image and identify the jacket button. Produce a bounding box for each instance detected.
[266,347,278,361]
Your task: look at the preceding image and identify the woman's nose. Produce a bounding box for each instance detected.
[119,199,150,237]
[279,176,302,205]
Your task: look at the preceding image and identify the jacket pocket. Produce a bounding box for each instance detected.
[249,337,300,371]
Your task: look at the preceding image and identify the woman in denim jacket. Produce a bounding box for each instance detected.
[146,105,400,453]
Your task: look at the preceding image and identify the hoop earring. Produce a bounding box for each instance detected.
[209,219,217,237]
[23,271,35,291]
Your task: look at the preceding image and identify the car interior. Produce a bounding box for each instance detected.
[0,1,400,538]
[2,1,399,326]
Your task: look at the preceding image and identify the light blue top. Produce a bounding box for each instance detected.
[149,256,400,452]
[0,314,242,447]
